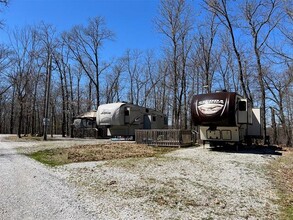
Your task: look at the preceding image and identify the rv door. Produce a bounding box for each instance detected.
[143,115,151,129]
[238,99,252,124]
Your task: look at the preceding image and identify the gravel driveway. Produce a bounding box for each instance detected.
[0,135,280,219]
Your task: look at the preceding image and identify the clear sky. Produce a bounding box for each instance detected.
[1,0,162,59]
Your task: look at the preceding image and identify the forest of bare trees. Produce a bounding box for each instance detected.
[0,0,292,146]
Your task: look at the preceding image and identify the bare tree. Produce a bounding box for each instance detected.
[195,12,218,93]
[179,30,193,129]
[53,42,70,137]
[72,64,84,115]
[123,49,144,105]
[0,1,7,5]
[265,70,293,146]
[217,34,235,91]
[243,0,281,142]
[281,1,293,50]
[156,0,193,128]
[0,0,8,28]
[0,44,12,95]
[36,23,58,140]
[265,0,293,63]
[156,59,170,113]
[204,0,249,98]
[8,26,40,137]
[104,58,125,103]
[63,16,115,109]
[142,50,160,108]
[29,63,44,136]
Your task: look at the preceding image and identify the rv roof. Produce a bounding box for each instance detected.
[98,102,126,110]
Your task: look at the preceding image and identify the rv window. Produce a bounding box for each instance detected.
[152,116,156,122]
[239,101,247,111]
[125,109,130,116]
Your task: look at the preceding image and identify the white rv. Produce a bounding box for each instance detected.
[96,102,167,137]
[191,91,262,146]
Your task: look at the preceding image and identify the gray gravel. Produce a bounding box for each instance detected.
[0,135,281,219]
[0,135,103,220]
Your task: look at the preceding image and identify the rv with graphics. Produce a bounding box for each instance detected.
[96,102,167,137]
[191,91,262,146]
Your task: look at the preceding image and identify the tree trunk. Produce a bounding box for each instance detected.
[10,86,15,134]
[88,81,92,111]
[69,66,75,137]
[0,95,2,133]
[18,100,23,138]
[270,107,277,144]
[172,40,179,128]
[77,75,81,115]
[31,80,38,136]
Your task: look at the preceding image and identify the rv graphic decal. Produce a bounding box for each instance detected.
[192,92,238,126]
[101,111,111,115]
[198,99,225,115]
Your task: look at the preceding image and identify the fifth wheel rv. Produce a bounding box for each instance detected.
[191,91,262,146]
[96,102,167,138]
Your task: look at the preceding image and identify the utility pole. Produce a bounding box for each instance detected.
[43,54,52,141]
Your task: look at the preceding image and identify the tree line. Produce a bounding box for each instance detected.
[0,0,292,146]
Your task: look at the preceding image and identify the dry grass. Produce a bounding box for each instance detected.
[28,143,176,166]
[268,147,293,220]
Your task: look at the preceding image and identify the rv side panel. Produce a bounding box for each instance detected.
[247,108,262,137]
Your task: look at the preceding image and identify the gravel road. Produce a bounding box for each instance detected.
[0,135,281,219]
[0,135,106,220]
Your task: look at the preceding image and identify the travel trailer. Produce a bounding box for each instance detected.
[96,102,167,137]
[191,91,262,146]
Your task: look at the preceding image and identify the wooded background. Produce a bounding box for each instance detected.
[0,0,292,146]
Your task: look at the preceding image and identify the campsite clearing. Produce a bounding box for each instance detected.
[1,135,290,219]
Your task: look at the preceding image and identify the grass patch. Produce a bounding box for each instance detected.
[27,143,177,167]
[268,147,293,220]
[29,149,68,166]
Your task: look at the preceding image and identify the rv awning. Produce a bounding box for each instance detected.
[74,111,96,119]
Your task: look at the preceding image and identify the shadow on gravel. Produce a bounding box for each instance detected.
[209,145,283,156]
[0,151,19,156]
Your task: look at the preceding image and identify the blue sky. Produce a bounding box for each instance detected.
[1,0,162,59]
